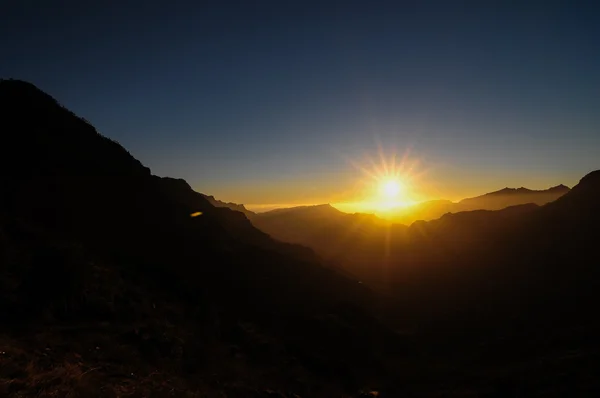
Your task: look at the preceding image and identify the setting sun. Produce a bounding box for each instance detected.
[340,145,427,215]
[374,176,415,211]
[381,179,403,199]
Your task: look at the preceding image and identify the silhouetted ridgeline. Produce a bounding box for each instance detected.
[386,184,570,224]
[0,79,399,397]
[202,194,256,218]
[1,79,599,396]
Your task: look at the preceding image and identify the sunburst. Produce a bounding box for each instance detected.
[344,143,428,213]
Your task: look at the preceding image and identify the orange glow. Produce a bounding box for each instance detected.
[190,211,203,217]
[380,179,403,198]
[338,143,429,216]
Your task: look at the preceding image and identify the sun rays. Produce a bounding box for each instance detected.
[342,142,428,213]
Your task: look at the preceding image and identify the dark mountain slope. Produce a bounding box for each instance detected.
[0,79,405,396]
[388,173,600,332]
[202,193,256,218]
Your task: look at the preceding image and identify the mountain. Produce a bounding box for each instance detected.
[201,194,256,218]
[389,176,599,320]
[252,204,406,285]
[388,184,570,224]
[0,79,404,397]
[252,178,597,325]
[457,184,570,210]
[255,174,600,394]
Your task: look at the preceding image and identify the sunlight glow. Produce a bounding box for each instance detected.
[380,179,403,198]
[343,142,429,216]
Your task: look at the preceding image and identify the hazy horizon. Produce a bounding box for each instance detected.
[227,177,574,215]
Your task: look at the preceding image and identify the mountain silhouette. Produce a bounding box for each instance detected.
[251,175,599,328]
[385,184,569,224]
[390,174,600,329]
[457,183,570,210]
[0,79,404,397]
[1,79,599,396]
[252,204,406,286]
[202,194,256,218]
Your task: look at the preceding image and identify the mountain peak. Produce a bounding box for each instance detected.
[293,204,338,213]
[470,183,571,199]
[578,170,600,188]
[547,184,570,192]
[492,187,532,195]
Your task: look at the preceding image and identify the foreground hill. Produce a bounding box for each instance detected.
[0,79,404,397]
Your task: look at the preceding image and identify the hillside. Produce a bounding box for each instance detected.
[0,79,404,397]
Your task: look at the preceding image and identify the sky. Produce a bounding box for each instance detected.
[1,0,599,209]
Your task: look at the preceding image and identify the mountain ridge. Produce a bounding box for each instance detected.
[1,79,402,396]
[387,183,570,224]
[201,193,256,218]
[460,183,570,200]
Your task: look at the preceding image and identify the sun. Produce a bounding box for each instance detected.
[380,179,403,199]
[341,143,428,214]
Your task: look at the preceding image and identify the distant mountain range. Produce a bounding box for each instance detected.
[251,204,402,280]
[1,78,599,396]
[251,174,599,330]
[203,182,571,227]
[247,184,571,280]
[388,184,570,224]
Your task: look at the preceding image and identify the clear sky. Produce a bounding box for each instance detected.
[2,1,599,208]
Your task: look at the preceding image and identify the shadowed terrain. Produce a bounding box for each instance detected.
[251,186,571,288]
[0,79,401,397]
[1,79,599,397]
[252,205,408,287]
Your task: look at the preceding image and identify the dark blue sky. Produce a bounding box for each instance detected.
[2,1,599,206]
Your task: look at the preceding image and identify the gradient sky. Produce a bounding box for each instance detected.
[2,1,599,207]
